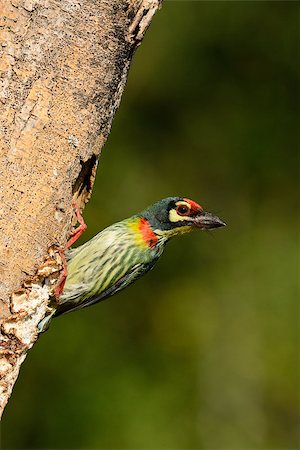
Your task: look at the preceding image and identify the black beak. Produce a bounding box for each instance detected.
[193,211,226,230]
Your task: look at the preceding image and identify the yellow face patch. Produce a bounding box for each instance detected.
[169,201,192,223]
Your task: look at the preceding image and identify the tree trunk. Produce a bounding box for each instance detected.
[0,0,162,418]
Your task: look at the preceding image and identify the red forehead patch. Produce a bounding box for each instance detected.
[183,198,203,212]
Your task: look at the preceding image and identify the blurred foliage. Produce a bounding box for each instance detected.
[2,1,299,449]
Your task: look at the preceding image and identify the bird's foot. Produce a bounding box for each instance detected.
[65,199,87,249]
[54,245,68,301]
[52,200,87,301]
[49,243,68,302]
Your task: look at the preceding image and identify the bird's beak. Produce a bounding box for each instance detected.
[193,211,226,230]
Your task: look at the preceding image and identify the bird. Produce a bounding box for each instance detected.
[38,197,225,332]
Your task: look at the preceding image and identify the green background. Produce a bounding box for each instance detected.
[2,1,298,449]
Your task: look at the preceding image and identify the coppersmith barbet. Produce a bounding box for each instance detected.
[38,197,225,331]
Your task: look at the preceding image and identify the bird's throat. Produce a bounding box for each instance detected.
[155,225,192,240]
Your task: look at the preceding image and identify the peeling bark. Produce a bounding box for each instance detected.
[0,0,162,418]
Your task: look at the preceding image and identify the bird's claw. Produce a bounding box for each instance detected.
[53,199,87,300]
[65,200,87,249]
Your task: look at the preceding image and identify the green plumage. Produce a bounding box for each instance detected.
[56,218,165,316]
[38,197,225,332]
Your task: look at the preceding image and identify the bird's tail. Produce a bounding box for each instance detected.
[37,309,57,333]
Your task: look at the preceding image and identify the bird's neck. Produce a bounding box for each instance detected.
[127,215,192,250]
[127,216,160,249]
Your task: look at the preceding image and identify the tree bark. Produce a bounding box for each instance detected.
[0,0,162,418]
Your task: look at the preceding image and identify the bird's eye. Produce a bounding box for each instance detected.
[176,204,190,216]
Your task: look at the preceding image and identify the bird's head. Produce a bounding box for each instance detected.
[141,197,226,240]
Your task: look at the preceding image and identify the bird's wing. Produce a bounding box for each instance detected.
[54,259,156,317]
